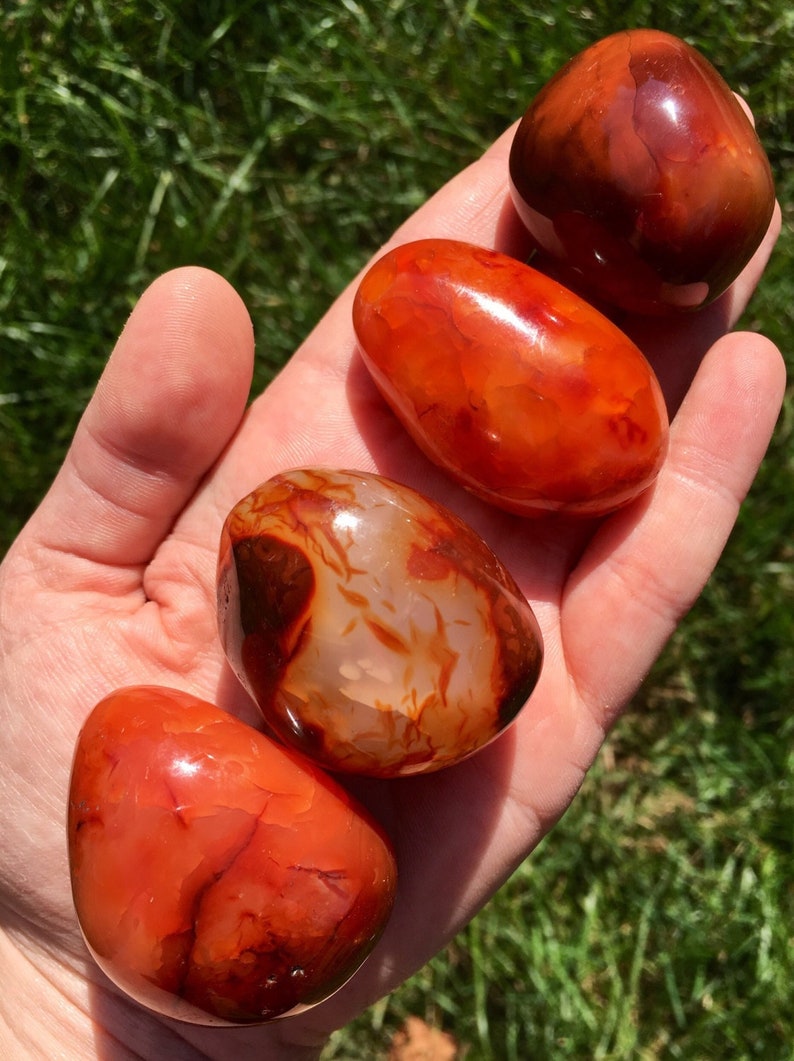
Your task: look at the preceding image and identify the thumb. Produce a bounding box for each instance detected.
[22,267,254,581]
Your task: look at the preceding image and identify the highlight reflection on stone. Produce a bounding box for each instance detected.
[68,685,397,1025]
[217,468,543,777]
[353,239,668,516]
[509,29,775,314]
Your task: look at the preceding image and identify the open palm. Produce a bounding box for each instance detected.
[0,126,784,1059]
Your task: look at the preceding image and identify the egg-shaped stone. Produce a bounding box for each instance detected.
[353,239,668,516]
[217,468,543,777]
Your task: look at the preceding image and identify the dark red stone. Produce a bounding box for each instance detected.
[509,30,775,314]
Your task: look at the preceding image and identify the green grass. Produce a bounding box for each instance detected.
[2,2,792,1057]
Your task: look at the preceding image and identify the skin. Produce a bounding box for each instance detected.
[0,122,785,1059]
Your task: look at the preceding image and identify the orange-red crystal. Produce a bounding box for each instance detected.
[67,686,397,1025]
[353,238,668,516]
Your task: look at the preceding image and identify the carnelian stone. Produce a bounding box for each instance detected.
[67,686,397,1025]
[217,468,543,777]
[509,29,775,314]
[353,239,668,516]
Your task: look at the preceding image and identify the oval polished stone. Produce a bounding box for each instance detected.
[217,468,543,777]
[509,29,775,314]
[68,686,397,1025]
[353,239,668,516]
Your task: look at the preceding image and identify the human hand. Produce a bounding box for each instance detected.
[0,124,784,1059]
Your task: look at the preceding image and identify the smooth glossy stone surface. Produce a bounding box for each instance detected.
[353,239,668,516]
[68,686,396,1025]
[217,468,543,777]
[509,29,775,314]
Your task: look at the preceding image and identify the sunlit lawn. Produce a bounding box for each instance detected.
[1,2,792,1056]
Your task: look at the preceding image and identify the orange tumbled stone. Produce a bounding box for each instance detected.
[217,468,543,777]
[353,238,668,516]
[67,686,397,1025]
